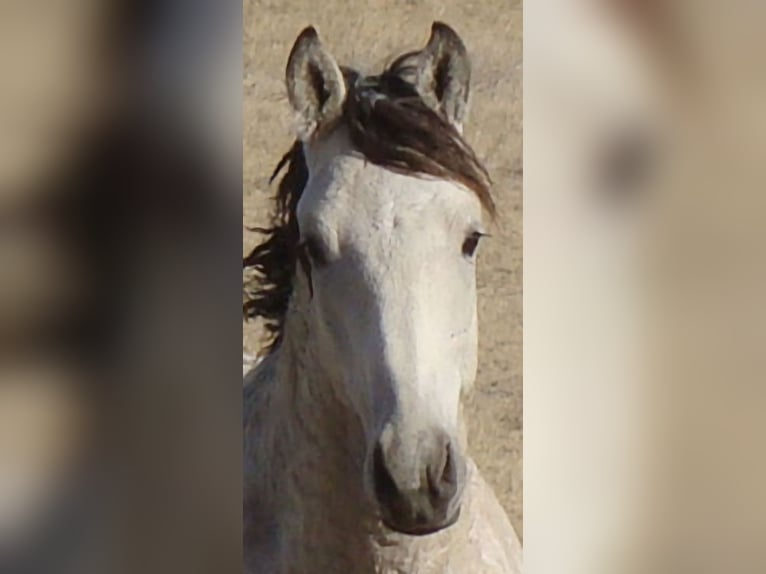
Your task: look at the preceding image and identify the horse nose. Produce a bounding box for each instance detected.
[425,437,459,502]
[372,430,466,535]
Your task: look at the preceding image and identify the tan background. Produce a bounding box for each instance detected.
[243,0,523,534]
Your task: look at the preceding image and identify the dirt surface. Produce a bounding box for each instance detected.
[243,0,523,534]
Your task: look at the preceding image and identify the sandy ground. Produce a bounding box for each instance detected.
[243,0,523,534]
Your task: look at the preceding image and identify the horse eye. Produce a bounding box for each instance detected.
[462,232,484,258]
[301,236,329,267]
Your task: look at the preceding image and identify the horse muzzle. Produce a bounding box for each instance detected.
[371,428,467,535]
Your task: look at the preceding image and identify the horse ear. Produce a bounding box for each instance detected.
[413,22,471,130]
[286,26,346,140]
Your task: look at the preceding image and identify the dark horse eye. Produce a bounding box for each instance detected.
[300,236,329,268]
[462,232,484,258]
[297,236,328,299]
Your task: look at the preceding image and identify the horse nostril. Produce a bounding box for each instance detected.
[426,440,458,503]
[373,442,399,504]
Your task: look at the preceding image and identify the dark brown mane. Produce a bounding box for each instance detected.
[243,59,494,352]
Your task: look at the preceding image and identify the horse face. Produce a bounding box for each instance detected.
[296,135,482,533]
[284,23,482,534]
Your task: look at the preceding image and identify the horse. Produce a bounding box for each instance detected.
[243,23,522,573]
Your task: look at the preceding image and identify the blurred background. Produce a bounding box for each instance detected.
[0,1,241,573]
[526,1,766,573]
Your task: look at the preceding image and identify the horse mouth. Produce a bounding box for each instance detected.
[380,507,461,536]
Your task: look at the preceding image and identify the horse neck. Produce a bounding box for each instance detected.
[270,283,380,570]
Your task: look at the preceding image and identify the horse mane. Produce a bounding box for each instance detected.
[243,54,494,352]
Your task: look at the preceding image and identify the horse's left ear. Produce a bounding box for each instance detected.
[413,22,472,130]
[286,26,346,141]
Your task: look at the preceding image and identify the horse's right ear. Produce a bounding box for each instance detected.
[414,22,472,131]
[286,27,346,141]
